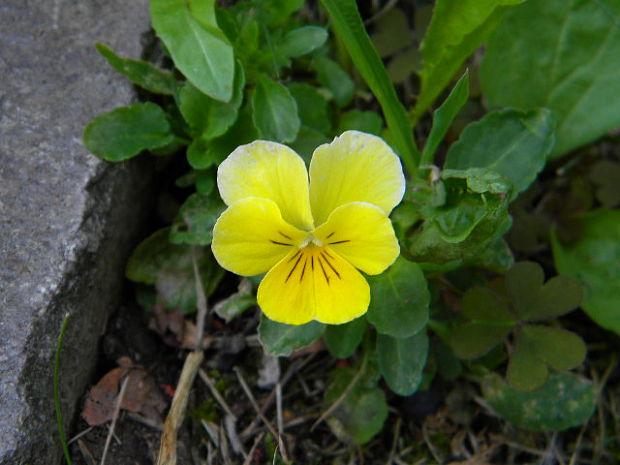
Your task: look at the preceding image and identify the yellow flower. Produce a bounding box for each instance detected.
[211,131,405,325]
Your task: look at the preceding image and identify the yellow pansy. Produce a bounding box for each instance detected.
[211,130,405,325]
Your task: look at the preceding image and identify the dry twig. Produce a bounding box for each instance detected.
[100,375,129,465]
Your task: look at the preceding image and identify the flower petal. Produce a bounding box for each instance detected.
[313,202,400,275]
[212,197,308,276]
[309,131,405,225]
[257,245,370,325]
[218,140,314,230]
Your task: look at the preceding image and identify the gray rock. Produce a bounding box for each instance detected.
[0,1,153,464]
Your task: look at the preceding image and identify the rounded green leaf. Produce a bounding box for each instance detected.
[258,315,324,356]
[461,286,515,323]
[324,317,367,359]
[552,209,620,335]
[278,26,328,58]
[288,83,331,133]
[525,275,583,321]
[507,330,548,392]
[84,103,173,161]
[451,323,510,360]
[377,331,429,396]
[481,0,620,157]
[483,372,597,431]
[366,258,429,338]
[169,193,226,246]
[505,261,544,317]
[251,75,300,143]
[337,110,383,135]
[312,55,355,108]
[444,108,555,197]
[522,325,586,372]
[150,0,234,101]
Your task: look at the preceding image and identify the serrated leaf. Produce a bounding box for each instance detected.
[312,55,355,108]
[433,196,488,243]
[84,103,173,162]
[318,0,419,171]
[258,315,324,356]
[507,330,548,392]
[337,110,383,135]
[366,258,429,338]
[451,323,511,360]
[444,108,555,197]
[421,70,469,166]
[522,326,586,372]
[413,0,524,121]
[288,83,331,133]
[95,43,177,95]
[483,372,597,431]
[324,317,367,359]
[480,0,620,157]
[461,287,515,323]
[377,331,428,396]
[552,209,620,334]
[150,0,234,101]
[169,193,226,246]
[278,26,328,58]
[252,75,300,143]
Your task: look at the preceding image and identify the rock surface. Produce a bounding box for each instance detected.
[0,1,152,463]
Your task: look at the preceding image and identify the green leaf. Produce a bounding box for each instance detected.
[337,110,383,135]
[590,160,620,208]
[324,317,367,359]
[420,70,469,166]
[522,326,586,372]
[473,237,514,273]
[312,55,355,108]
[480,0,620,157]
[444,108,556,197]
[482,372,597,431]
[258,315,325,356]
[413,0,525,121]
[505,261,583,321]
[126,228,223,313]
[318,0,419,172]
[95,43,177,95]
[552,209,620,335]
[451,322,511,359]
[366,258,430,338]
[179,63,245,140]
[288,83,331,133]
[461,287,515,324]
[290,126,330,164]
[126,228,189,284]
[169,193,226,246]
[324,362,388,445]
[84,103,173,162]
[251,75,300,143]
[377,331,429,396]
[507,329,548,392]
[370,8,413,58]
[213,279,256,322]
[198,107,258,167]
[278,26,328,58]
[150,0,234,101]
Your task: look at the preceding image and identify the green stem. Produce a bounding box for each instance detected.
[54,313,73,465]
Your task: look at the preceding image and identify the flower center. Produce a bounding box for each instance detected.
[300,232,323,248]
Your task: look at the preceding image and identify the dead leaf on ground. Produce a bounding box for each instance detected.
[148,305,212,349]
[82,356,167,426]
